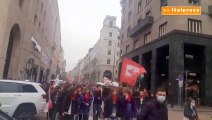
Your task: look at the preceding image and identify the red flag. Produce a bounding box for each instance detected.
[120,58,147,86]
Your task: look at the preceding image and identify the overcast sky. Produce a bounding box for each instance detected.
[58,0,121,72]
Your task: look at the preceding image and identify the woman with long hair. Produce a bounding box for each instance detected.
[184,98,200,120]
[110,88,118,119]
[72,86,83,120]
[122,87,136,120]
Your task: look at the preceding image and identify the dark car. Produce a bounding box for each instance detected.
[0,110,14,120]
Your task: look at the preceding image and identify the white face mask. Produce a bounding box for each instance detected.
[157,96,166,103]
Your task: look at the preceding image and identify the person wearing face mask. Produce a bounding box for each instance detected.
[184,98,200,120]
[137,87,168,120]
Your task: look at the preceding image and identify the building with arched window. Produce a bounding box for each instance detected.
[71,16,120,83]
[0,0,65,82]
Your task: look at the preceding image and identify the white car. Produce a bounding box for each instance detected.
[0,80,47,119]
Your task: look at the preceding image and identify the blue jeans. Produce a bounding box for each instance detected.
[93,104,101,120]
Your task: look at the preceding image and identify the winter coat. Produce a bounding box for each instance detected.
[78,93,93,115]
[61,92,72,113]
[122,96,137,119]
[55,90,68,113]
[93,90,102,105]
[184,105,199,120]
[137,99,168,120]
[71,93,82,114]
[116,94,125,117]
[135,96,148,115]
[103,95,113,118]
[50,90,58,107]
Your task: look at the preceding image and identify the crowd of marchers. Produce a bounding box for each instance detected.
[40,82,200,120]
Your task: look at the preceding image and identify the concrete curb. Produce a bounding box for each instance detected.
[168,107,212,112]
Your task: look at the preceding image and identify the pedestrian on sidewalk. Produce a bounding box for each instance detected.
[93,85,102,120]
[137,87,168,120]
[184,98,200,120]
[79,88,93,120]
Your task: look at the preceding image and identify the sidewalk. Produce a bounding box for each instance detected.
[168,105,212,112]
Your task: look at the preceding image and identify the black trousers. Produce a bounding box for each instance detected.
[79,114,89,120]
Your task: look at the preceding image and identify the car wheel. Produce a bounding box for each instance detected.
[13,104,36,120]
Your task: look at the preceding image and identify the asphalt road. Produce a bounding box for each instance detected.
[36,110,212,120]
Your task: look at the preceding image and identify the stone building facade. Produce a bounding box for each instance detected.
[0,0,65,82]
[72,16,120,83]
[120,0,212,106]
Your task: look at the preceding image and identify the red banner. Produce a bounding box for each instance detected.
[120,58,147,86]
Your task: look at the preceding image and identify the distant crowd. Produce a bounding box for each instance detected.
[40,82,199,120]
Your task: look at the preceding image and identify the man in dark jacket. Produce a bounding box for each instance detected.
[137,87,168,120]
[93,85,102,120]
[61,87,75,120]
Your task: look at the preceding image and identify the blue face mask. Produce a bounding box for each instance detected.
[157,96,166,103]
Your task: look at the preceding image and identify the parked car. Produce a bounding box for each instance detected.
[0,110,14,120]
[0,80,47,120]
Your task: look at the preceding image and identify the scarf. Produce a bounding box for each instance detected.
[143,91,148,97]
[84,93,91,103]
[112,95,117,104]
[95,89,101,93]
[126,95,131,102]
[70,96,74,100]
[73,90,81,101]
[140,94,144,99]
